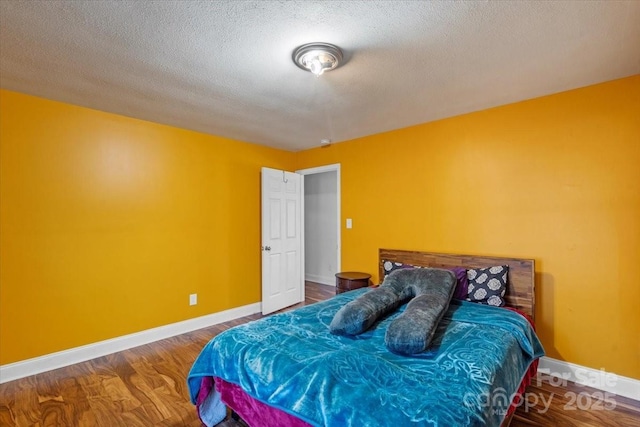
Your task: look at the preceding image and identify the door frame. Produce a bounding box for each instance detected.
[296,164,341,283]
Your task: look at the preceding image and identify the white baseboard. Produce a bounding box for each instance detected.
[3,313,638,403]
[538,356,640,401]
[0,302,262,384]
[305,273,334,286]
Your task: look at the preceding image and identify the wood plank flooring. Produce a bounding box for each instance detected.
[1,282,638,426]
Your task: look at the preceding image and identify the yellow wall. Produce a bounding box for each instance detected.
[295,76,640,379]
[0,90,295,364]
[2,76,639,380]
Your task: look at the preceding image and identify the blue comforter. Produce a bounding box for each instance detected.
[188,289,544,426]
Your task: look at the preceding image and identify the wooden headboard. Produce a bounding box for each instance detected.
[379,249,535,320]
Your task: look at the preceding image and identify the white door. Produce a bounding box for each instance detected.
[261,167,304,314]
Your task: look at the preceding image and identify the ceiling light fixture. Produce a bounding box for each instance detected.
[292,43,343,76]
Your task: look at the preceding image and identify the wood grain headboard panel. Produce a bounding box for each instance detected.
[379,249,535,320]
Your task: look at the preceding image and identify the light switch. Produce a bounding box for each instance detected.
[346,218,352,229]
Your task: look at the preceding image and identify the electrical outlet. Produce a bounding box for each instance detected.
[346,218,353,229]
[189,293,197,306]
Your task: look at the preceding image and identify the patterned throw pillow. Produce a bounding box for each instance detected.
[466,265,509,306]
[382,260,415,277]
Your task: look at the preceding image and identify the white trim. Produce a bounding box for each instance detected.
[305,273,335,286]
[296,163,341,275]
[300,173,306,304]
[538,356,640,401]
[0,302,261,384]
[3,317,638,403]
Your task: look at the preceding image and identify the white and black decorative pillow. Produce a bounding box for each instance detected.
[466,265,509,306]
[382,260,416,277]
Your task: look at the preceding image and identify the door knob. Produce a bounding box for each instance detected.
[262,246,271,251]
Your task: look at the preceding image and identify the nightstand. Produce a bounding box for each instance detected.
[335,271,371,294]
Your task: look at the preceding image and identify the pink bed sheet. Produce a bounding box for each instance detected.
[214,377,311,427]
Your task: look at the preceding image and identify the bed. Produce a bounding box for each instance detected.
[188,249,544,427]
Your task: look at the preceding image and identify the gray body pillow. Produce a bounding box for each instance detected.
[329,268,456,355]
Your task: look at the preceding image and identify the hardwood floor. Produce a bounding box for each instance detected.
[1,282,638,426]
[510,374,640,427]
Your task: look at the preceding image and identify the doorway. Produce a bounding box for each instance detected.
[297,164,341,287]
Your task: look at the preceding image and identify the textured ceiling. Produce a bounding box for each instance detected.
[1,1,639,152]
